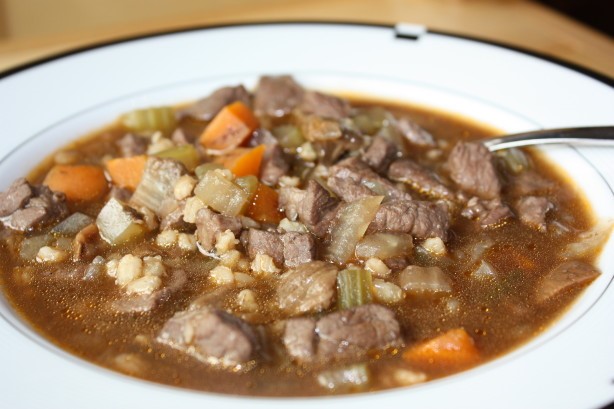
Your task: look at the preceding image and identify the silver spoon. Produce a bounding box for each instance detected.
[483,126,614,151]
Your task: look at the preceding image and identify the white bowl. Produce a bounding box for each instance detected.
[0,22,613,409]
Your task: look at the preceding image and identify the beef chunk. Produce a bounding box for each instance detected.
[283,318,316,362]
[0,178,33,217]
[279,180,339,236]
[179,85,251,121]
[447,142,501,199]
[116,133,148,157]
[280,232,316,268]
[535,261,600,303]
[461,196,513,227]
[327,157,411,202]
[254,76,304,117]
[195,207,242,251]
[160,201,190,231]
[395,117,435,147]
[362,135,399,173]
[108,186,132,202]
[299,115,342,141]
[516,196,554,232]
[157,306,258,366]
[388,159,455,200]
[259,144,289,186]
[277,261,338,316]
[113,269,187,313]
[315,304,402,360]
[368,199,449,240]
[245,228,284,266]
[512,171,556,196]
[249,128,278,147]
[298,91,351,120]
[1,183,68,232]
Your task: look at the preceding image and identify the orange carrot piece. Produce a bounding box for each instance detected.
[199,101,259,151]
[221,145,266,177]
[105,155,147,191]
[43,165,109,202]
[246,183,284,224]
[402,328,480,370]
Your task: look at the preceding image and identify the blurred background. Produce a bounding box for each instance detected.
[0,0,612,76]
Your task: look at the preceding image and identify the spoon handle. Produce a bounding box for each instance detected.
[483,126,614,151]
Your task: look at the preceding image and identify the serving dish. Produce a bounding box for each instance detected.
[0,22,613,409]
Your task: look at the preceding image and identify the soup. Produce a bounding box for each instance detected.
[0,75,609,396]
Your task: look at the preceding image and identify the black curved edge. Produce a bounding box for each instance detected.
[0,20,613,88]
[1,19,613,408]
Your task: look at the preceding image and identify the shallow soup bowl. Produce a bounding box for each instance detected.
[0,22,613,409]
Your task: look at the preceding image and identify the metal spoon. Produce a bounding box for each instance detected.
[483,126,614,151]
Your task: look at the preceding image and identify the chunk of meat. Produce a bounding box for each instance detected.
[395,117,436,147]
[368,199,449,240]
[259,144,289,186]
[327,157,411,202]
[512,171,556,196]
[108,186,132,202]
[116,133,148,157]
[388,159,455,200]
[535,261,600,303]
[283,318,316,363]
[299,115,342,141]
[362,135,399,173]
[157,306,258,366]
[245,228,284,266]
[72,223,100,261]
[279,180,339,236]
[316,304,402,360]
[461,196,513,227]
[277,261,338,316]
[195,207,242,251]
[179,85,251,121]
[516,196,554,232]
[160,201,191,231]
[1,182,68,231]
[254,75,304,117]
[447,142,501,199]
[280,232,316,268]
[0,178,33,217]
[298,91,351,120]
[112,269,187,313]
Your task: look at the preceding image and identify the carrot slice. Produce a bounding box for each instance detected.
[199,101,259,151]
[220,145,266,177]
[105,155,147,191]
[43,165,109,202]
[402,328,480,370]
[246,183,284,224]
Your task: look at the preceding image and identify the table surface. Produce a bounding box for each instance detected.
[0,0,613,78]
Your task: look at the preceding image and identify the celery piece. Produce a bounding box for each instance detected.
[96,198,146,245]
[352,107,388,135]
[337,268,373,309]
[317,363,370,391]
[120,106,176,134]
[496,147,531,174]
[235,175,259,201]
[155,145,200,171]
[194,163,223,179]
[325,195,383,263]
[194,170,249,216]
[273,125,305,150]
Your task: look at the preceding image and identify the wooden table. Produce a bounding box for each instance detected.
[1,0,613,78]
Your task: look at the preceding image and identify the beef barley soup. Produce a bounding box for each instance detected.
[0,75,610,396]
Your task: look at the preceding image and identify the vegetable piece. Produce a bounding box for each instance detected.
[317,363,370,391]
[199,101,259,152]
[235,175,259,199]
[194,162,223,179]
[470,260,498,281]
[337,268,373,309]
[326,196,383,264]
[120,106,176,134]
[563,219,613,258]
[398,265,453,296]
[352,107,388,135]
[496,147,531,174]
[194,169,249,217]
[246,183,284,224]
[43,165,109,202]
[219,145,266,177]
[402,328,480,370]
[52,212,94,236]
[106,155,147,190]
[155,145,200,171]
[355,233,413,260]
[129,157,185,215]
[96,198,146,245]
[19,234,53,260]
[273,125,305,150]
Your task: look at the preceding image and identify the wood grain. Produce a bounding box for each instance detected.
[0,0,612,77]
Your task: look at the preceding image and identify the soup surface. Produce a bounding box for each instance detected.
[0,76,608,396]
